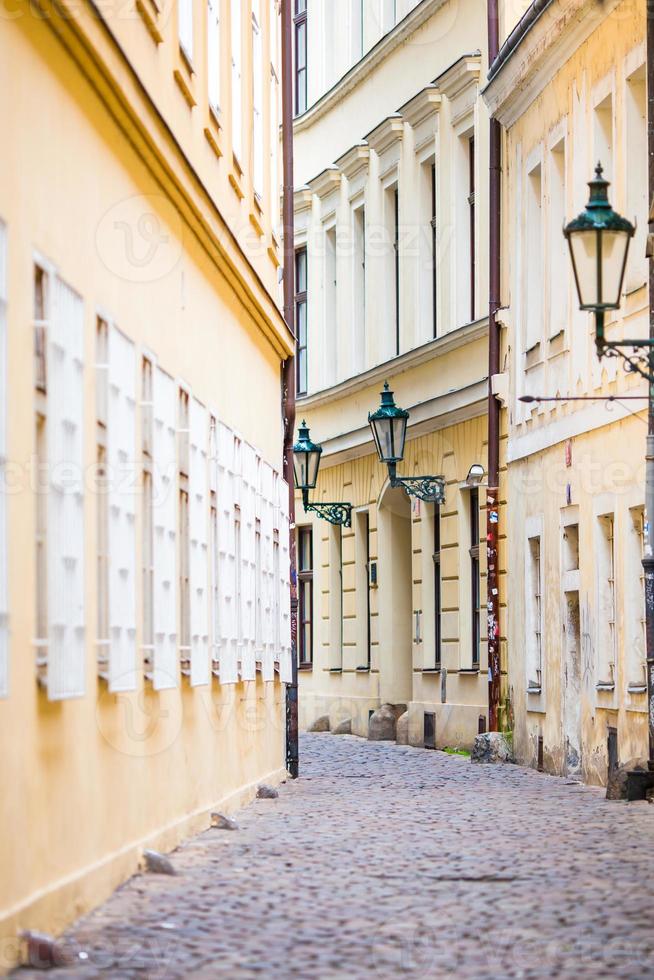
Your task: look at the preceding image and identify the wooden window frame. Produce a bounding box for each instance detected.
[295,247,308,395]
[293,0,307,116]
[298,525,313,667]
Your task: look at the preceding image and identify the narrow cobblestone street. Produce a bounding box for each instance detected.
[18,734,654,979]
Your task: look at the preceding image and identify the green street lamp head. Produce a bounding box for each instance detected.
[564,162,635,313]
[368,382,409,464]
[293,421,322,491]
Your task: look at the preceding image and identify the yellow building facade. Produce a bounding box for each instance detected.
[485,0,649,782]
[292,0,505,747]
[0,0,293,967]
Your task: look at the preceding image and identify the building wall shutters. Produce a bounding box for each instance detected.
[216,421,239,684]
[0,223,7,699]
[107,325,138,693]
[189,397,210,687]
[152,367,178,691]
[47,276,85,701]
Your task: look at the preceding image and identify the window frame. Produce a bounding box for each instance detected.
[295,246,308,396]
[298,525,313,667]
[293,0,307,116]
[469,487,480,668]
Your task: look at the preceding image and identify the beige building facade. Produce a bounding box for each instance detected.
[0,0,293,967]
[293,0,505,747]
[485,0,649,782]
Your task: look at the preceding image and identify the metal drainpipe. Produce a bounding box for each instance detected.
[487,0,502,732]
[645,0,654,771]
[281,0,299,778]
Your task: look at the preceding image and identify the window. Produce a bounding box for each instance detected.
[270,53,280,231]
[548,140,566,338]
[235,503,242,647]
[384,184,399,357]
[431,161,438,338]
[325,226,337,383]
[627,507,646,691]
[179,0,194,61]
[353,204,366,372]
[294,0,307,116]
[355,510,372,670]
[34,265,47,393]
[178,389,191,672]
[433,503,441,669]
[469,488,480,668]
[295,247,308,395]
[329,523,343,669]
[593,90,613,182]
[298,526,313,666]
[0,222,7,698]
[525,161,543,351]
[210,487,220,673]
[141,357,154,665]
[96,319,109,674]
[252,0,264,198]
[207,0,221,111]
[231,0,243,162]
[625,65,647,291]
[597,514,616,690]
[526,535,543,693]
[468,136,475,321]
[35,272,85,700]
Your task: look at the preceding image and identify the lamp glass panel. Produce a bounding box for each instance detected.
[599,229,630,307]
[569,229,598,306]
[374,417,393,462]
[392,417,408,461]
[307,450,321,488]
[293,452,308,489]
[370,419,384,461]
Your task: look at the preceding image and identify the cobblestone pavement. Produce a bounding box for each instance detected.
[15,734,654,978]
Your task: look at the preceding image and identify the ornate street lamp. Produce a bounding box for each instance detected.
[564,163,639,368]
[368,383,445,503]
[293,422,352,527]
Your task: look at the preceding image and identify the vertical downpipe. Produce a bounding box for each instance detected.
[645,0,654,770]
[281,0,299,778]
[487,0,502,731]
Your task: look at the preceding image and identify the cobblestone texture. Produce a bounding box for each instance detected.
[15,734,654,978]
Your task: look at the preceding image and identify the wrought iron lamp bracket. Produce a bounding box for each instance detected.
[388,466,446,504]
[302,490,352,527]
[595,312,654,383]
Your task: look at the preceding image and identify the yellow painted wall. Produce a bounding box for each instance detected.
[0,6,291,969]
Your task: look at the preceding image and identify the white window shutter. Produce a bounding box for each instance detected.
[190,398,210,686]
[47,277,85,701]
[207,0,220,110]
[260,462,275,682]
[0,223,7,699]
[152,368,178,690]
[107,326,137,693]
[179,0,194,60]
[216,422,238,683]
[239,444,257,680]
[277,477,292,684]
[231,0,243,162]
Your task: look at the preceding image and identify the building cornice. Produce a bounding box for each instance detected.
[37,0,294,358]
[365,114,405,156]
[438,53,481,100]
[294,187,314,213]
[319,379,488,466]
[482,0,621,127]
[399,85,442,129]
[306,167,342,199]
[292,0,449,135]
[298,317,489,410]
[335,143,371,181]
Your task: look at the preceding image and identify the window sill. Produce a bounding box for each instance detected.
[204,125,223,161]
[526,685,542,696]
[596,681,616,693]
[355,665,371,673]
[328,667,343,674]
[135,0,163,43]
[627,683,647,695]
[298,663,313,672]
[421,668,441,675]
[249,209,264,238]
[173,68,196,108]
[458,668,480,675]
[229,170,245,200]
